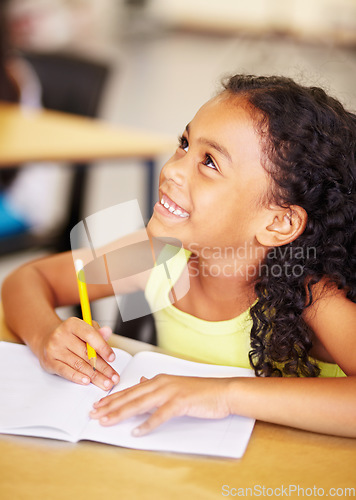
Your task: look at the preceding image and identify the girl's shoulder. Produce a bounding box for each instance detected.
[303,278,356,376]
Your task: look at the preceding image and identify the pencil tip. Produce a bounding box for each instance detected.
[89,358,97,371]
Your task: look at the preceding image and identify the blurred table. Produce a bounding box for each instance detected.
[0,102,175,221]
[0,103,175,165]
[0,304,355,500]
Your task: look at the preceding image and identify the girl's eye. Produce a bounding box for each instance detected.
[203,154,217,170]
[178,135,189,152]
[178,136,218,171]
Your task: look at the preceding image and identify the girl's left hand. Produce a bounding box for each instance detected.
[89,374,234,436]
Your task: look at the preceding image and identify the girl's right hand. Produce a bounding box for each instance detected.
[36,317,120,391]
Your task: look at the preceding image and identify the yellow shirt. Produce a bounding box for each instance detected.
[145,245,346,378]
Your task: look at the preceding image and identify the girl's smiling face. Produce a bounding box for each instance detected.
[148,93,274,256]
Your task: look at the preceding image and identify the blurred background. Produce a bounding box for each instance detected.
[0,0,355,328]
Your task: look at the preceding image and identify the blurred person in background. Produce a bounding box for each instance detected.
[0,0,66,238]
[0,0,120,239]
[5,0,119,54]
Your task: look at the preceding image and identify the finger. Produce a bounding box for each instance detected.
[89,366,117,391]
[91,388,162,424]
[132,401,179,436]
[84,328,116,363]
[51,358,91,385]
[92,377,155,410]
[99,326,112,341]
[57,330,120,385]
[92,320,101,330]
[70,349,119,390]
[92,322,113,342]
[94,356,120,385]
[69,317,116,363]
[55,351,115,391]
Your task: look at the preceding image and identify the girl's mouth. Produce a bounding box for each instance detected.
[156,194,190,218]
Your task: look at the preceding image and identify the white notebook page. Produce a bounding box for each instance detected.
[0,343,132,440]
[81,351,255,458]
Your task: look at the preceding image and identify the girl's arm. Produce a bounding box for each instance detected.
[1,229,150,390]
[90,373,356,438]
[90,287,356,437]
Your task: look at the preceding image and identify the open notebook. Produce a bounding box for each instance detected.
[0,342,255,459]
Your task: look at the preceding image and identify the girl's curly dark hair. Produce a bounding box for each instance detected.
[222,74,356,377]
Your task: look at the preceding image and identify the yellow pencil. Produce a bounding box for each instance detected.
[74,259,96,371]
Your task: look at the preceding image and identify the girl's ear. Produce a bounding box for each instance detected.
[256,205,307,247]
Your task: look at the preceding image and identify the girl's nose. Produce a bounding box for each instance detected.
[161,156,189,187]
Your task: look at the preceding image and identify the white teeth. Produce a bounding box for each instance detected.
[160,196,189,218]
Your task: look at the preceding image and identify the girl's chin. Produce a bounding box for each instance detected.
[147,214,175,234]
[146,215,168,238]
[147,214,187,243]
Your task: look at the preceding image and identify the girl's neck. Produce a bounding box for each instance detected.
[172,249,266,321]
[189,252,261,306]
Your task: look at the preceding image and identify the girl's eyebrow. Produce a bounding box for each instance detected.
[185,123,232,163]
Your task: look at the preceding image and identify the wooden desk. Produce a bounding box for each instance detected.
[0,103,175,165]
[1,305,355,500]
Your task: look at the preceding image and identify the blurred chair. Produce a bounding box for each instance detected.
[0,51,158,345]
[114,290,157,345]
[0,52,110,255]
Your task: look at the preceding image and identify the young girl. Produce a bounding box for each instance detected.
[2,74,356,438]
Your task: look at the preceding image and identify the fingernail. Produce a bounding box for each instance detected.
[108,353,115,362]
[132,427,141,437]
[100,416,109,423]
[82,377,90,384]
[90,409,97,415]
[112,374,120,384]
[104,379,111,389]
